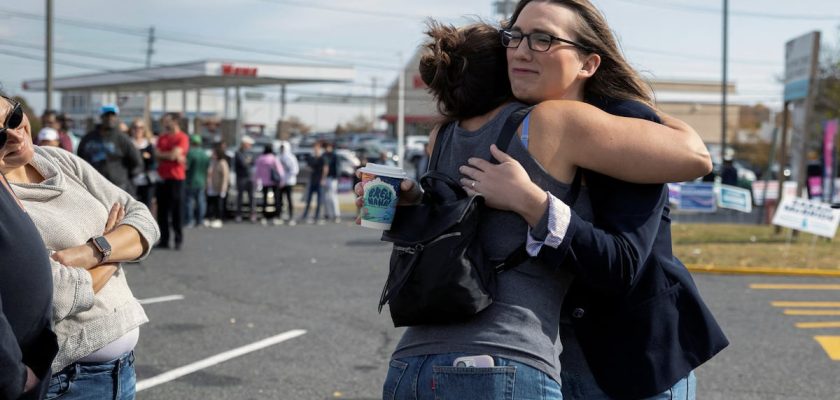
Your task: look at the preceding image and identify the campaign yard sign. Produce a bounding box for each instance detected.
[678,183,716,212]
[717,185,752,213]
[772,197,840,238]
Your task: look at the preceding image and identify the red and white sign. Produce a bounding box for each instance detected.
[221,64,258,77]
[751,180,799,205]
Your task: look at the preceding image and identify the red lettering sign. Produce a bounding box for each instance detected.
[221,64,258,77]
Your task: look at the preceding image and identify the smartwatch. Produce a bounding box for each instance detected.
[88,236,112,263]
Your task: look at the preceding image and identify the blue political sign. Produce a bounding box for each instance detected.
[679,183,717,212]
[717,185,753,213]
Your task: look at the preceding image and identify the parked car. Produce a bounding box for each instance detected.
[405,135,429,166]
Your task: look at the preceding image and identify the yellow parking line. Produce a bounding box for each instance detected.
[784,310,840,316]
[796,322,840,329]
[814,336,840,361]
[750,284,840,290]
[772,301,840,308]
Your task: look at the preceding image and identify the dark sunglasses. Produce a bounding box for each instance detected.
[0,96,24,149]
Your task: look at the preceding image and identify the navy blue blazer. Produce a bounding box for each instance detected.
[538,98,729,399]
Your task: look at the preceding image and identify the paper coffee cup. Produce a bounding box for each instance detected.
[359,163,407,230]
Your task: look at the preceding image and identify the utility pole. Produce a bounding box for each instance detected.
[45,0,54,110]
[721,0,729,165]
[397,54,406,169]
[370,77,377,131]
[145,26,155,68]
[144,26,155,125]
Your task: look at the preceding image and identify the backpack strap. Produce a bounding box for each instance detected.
[492,106,533,161]
[427,121,453,172]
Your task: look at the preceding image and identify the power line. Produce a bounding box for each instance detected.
[256,0,425,21]
[614,0,840,21]
[624,45,778,66]
[0,7,401,71]
[0,39,146,64]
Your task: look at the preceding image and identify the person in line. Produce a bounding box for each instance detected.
[321,142,341,223]
[362,10,724,399]
[233,136,257,223]
[414,142,430,181]
[128,118,157,209]
[40,110,73,152]
[206,143,230,228]
[77,105,143,197]
[277,142,300,225]
[36,128,61,148]
[1,94,159,400]
[155,112,189,250]
[254,144,285,225]
[0,92,59,400]
[301,142,328,224]
[720,157,738,186]
[184,134,209,228]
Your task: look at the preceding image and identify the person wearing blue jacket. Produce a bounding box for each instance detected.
[357,1,727,396]
[456,1,729,399]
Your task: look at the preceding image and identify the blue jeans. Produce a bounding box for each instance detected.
[184,186,206,226]
[46,351,136,400]
[301,181,323,219]
[383,353,562,400]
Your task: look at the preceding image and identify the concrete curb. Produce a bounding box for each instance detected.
[686,264,840,277]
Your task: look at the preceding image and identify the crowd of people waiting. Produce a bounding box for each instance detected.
[33,105,357,250]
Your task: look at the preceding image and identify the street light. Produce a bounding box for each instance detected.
[721,0,728,166]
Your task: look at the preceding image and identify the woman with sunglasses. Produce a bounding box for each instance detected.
[0,94,159,400]
[0,93,59,400]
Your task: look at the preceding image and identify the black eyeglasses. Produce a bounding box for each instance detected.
[500,29,593,53]
[0,96,24,149]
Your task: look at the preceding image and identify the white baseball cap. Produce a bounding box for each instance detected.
[37,127,60,142]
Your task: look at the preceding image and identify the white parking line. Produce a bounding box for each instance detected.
[136,329,307,392]
[137,295,185,305]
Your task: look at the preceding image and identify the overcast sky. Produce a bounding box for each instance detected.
[1,0,838,130]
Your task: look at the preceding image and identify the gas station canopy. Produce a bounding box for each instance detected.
[23,59,355,92]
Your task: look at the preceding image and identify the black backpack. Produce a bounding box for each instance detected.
[377,106,536,327]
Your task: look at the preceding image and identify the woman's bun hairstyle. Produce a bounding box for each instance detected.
[419,20,512,120]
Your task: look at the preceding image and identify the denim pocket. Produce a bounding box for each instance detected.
[45,373,71,400]
[382,359,409,400]
[431,365,516,400]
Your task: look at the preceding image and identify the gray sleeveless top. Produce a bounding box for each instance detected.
[392,102,593,383]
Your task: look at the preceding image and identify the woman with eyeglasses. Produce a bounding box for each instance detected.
[369,2,727,399]
[129,118,158,208]
[0,93,59,400]
[0,93,159,400]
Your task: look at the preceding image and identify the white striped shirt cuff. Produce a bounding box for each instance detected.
[526,191,572,257]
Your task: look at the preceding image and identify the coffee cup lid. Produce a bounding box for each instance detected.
[360,163,406,179]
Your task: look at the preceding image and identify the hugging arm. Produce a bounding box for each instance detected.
[531,100,711,183]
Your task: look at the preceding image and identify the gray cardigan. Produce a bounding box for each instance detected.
[12,146,160,371]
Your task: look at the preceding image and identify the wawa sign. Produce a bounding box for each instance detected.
[221,64,258,77]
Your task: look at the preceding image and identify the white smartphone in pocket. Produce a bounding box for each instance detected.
[452,355,495,367]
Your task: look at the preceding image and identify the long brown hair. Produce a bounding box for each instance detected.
[507,0,654,107]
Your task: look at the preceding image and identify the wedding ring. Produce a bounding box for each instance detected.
[471,181,477,189]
